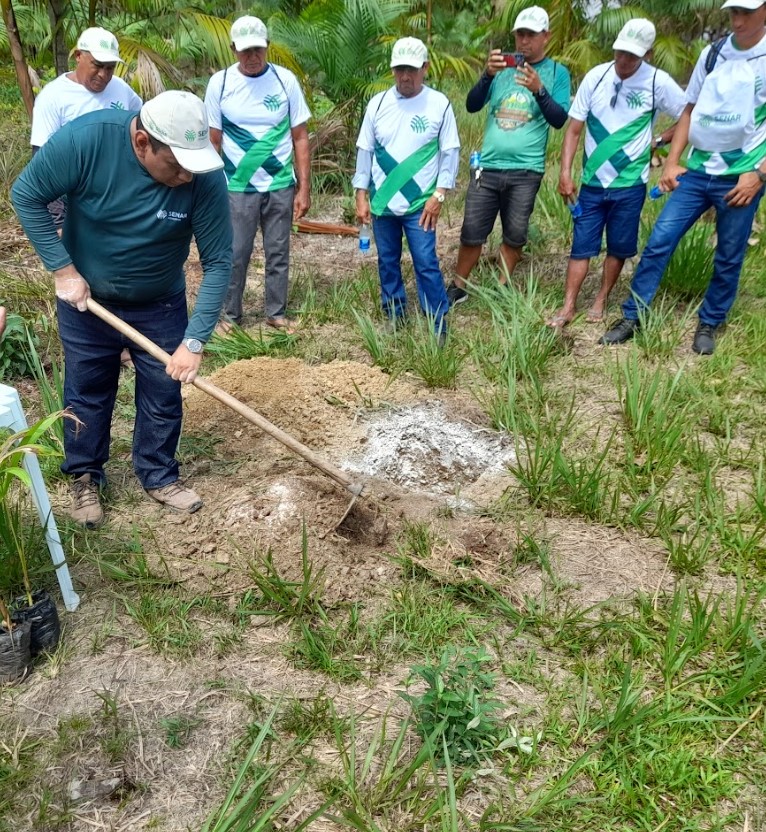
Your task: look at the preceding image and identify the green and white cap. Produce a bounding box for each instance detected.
[231,16,268,51]
[612,19,656,58]
[140,91,223,174]
[390,37,428,68]
[77,27,123,63]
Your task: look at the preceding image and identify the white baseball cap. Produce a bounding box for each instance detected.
[77,27,123,63]
[513,6,549,32]
[140,91,223,174]
[721,0,765,7]
[390,37,428,68]
[613,19,656,57]
[230,16,268,51]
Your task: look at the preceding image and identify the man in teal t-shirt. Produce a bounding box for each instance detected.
[12,91,232,527]
[448,5,570,304]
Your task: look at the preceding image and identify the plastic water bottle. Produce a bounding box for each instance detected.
[359,223,371,254]
[649,185,665,200]
[567,195,582,219]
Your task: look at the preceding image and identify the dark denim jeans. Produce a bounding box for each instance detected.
[57,291,187,490]
[460,168,543,248]
[372,211,449,333]
[623,169,764,326]
[571,183,646,259]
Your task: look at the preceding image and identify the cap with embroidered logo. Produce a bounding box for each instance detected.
[513,6,549,32]
[231,16,268,51]
[613,19,656,57]
[390,37,428,68]
[77,27,123,63]
[140,91,223,174]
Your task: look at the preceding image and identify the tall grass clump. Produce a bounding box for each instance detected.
[467,274,564,395]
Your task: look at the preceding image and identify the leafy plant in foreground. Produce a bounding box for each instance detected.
[400,647,533,767]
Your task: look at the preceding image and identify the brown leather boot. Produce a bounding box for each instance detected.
[70,474,104,528]
[146,482,203,513]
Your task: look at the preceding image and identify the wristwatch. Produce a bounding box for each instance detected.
[182,337,204,354]
[653,136,666,149]
[432,191,446,203]
[756,168,766,184]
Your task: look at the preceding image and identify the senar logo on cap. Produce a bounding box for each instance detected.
[512,6,549,32]
[231,16,268,51]
[76,27,124,63]
[140,91,223,174]
[612,18,656,58]
[390,37,428,68]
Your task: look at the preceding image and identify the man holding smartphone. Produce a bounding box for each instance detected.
[448,5,570,303]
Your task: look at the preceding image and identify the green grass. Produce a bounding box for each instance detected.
[4,101,766,832]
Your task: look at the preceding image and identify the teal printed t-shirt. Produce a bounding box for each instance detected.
[11,109,232,342]
[480,57,571,173]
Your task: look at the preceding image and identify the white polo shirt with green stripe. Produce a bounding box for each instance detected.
[356,86,460,216]
[205,63,311,193]
[686,35,766,177]
[570,61,685,189]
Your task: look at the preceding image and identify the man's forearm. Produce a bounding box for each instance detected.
[292,127,311,191]
[560,123,582,177]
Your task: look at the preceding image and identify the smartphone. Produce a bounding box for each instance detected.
[501,52,525,68]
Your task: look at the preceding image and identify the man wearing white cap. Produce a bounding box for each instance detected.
[602,0,766,355]
[353,37,460,341]
[30,27,142,217]
[12,91,232,525]
[447,6,570,304]
[205,16,311,334]
[549,19,685,328]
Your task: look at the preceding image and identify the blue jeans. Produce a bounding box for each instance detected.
[372,211,448,333]
[57,291,187,490]
[623,169,764,325]
[571,184,646,259]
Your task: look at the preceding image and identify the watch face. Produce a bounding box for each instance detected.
[184,338,203,354]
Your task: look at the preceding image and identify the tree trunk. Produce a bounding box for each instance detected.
[48,0,70,76]
[426,0,432,46]
[0,0,35,119]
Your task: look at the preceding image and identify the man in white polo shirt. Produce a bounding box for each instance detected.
[205,16,311,334]
[549,19,685,327]
[353,37,460,342]
[601,0,766,355]
[30,26,142,227]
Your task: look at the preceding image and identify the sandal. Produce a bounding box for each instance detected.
[546,313,572,329]
[266,316,298,335]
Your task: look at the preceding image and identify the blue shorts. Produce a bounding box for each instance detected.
[571,183,646,260]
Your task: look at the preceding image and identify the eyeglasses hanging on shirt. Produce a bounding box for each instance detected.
[610,79,623,108]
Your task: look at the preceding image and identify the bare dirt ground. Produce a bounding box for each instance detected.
[1,219,685,831]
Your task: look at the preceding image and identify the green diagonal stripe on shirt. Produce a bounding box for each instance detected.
[724,139,766,175]
[582,111,653,185]
[611,152,651,187]
[226,115,290,193]
[371,137,439,215]
[374,142,424,206]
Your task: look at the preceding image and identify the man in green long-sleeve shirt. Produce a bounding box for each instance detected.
[12,90,232,527]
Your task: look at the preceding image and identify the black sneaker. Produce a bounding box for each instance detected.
[446,282,468,306]
[599,318,641,345]
[692,322,718,355]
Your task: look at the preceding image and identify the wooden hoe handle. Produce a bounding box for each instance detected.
[86,299,364,496]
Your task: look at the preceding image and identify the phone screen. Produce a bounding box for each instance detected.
[501,52,525,68]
